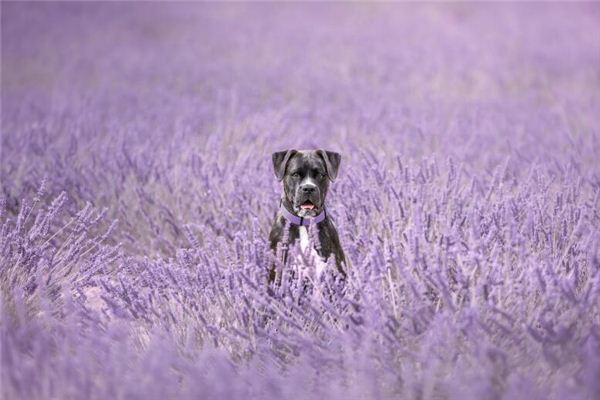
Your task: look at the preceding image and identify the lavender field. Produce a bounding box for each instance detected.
[2,2,600,399]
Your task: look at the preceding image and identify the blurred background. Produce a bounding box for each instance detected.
[2,2,600,255]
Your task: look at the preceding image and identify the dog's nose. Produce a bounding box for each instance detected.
[300,185,316,194]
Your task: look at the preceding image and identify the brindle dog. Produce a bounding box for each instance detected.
[268,149,345,283]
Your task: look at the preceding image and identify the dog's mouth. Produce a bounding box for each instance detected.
[300,200,315,210]
[295,199,321,217]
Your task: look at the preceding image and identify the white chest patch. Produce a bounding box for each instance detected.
[298,226,310,252]
[298,226,327,278]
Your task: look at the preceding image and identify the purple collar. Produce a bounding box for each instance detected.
[280,203,327,226]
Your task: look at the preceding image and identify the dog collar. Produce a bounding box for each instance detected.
[280,202,327,226]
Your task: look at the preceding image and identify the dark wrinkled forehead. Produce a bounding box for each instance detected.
[287,150,325,171]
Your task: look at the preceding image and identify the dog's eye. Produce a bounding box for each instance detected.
[291,172,300,178]
[317,172,326,179]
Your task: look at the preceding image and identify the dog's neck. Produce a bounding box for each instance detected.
[279,199,327,226]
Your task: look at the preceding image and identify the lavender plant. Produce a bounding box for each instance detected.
[2,2,600,400]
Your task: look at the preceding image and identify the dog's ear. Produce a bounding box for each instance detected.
[316,150,341,181]
[272,149,297,181]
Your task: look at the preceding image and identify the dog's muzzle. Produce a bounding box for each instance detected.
[295,183,321,216]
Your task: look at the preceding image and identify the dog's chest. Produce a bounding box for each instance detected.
[297,226,326,277]
[298,226,311,252]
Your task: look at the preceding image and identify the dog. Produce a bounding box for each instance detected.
[268,149,346,284]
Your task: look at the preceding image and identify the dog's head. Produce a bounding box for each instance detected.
[272,149,341,217]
